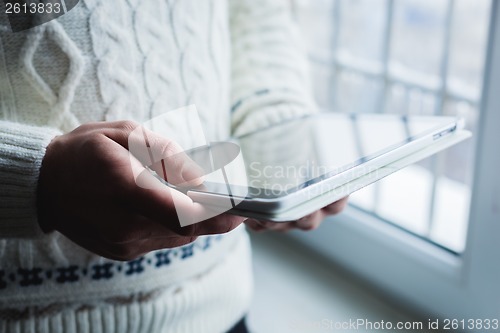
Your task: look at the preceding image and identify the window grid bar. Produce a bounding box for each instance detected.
[378,0,395,115]
[313,55,480,106]
[426,0,456,237]
[372,0,395,217]
[328,0,342,109]
[436,0,456,115]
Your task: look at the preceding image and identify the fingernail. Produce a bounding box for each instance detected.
[182,162,205,184]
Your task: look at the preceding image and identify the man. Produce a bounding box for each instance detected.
[0,0,347,331]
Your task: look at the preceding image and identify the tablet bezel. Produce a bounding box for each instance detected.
[223,128,471,222]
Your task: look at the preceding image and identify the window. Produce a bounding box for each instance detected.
[294,0,491,253]
[290,0,500,320]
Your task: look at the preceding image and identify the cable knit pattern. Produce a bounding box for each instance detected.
[0,0,312,331]
[129,0,187,132]
[130,0,177,115]
[229,0,316,136]
[20,21,84,131]
[84,0,146,122]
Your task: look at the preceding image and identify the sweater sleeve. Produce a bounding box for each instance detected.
[229,0,317,136]
[0,120,62,238]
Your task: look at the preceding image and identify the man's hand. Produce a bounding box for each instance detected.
[37,121,245,261]
[245,197,349,232]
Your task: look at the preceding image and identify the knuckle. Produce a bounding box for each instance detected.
[176,223,198,237]
[101,227,135,244]
[332,207,343,215]
[215,215,242,234]
[79,134,108,160]
[330,203,346,215]
[111,243,140,261]
[323,198,348,216]
[82,132,103,146]
[74,122,96,133]
[300,223,319,231]
[152,137,181,160]
[117,120,139,133]
[80,134,117,170]
[81,132,108,151]
[175,236,198,248]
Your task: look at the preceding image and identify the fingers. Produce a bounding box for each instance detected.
[293,211,325,231]
[87,210,241,260]
[96,211,242,260]
[245,219,268,232]
[246,211,325,232]
[67,210,200,261]
[130,126,204,186]
[69,232,198,261]
[91,121,243,237]
[173,213,246,237]
[245,197,350,232]
[121,168,245,237]
[50,121,243,261]
[105,120,205,186]
[97,211,180,244]
[321,196,349,215]
[103,236,198,261]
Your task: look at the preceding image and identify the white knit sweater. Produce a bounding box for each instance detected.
[0,0,313,332]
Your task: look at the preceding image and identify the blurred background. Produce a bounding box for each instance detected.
[247,0,496,332]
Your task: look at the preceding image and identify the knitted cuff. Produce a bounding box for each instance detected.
[231,91,317,137]
[0,121,62,238]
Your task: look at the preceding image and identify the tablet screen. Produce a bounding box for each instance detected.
[181,113,457,199]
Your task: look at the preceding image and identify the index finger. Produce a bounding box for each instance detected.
[104,121,205,187]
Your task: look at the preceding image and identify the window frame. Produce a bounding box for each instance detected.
[290,0,500,319]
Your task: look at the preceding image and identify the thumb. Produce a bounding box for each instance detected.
[125,124,205,187]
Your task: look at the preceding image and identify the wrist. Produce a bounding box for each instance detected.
[36,134,62,233]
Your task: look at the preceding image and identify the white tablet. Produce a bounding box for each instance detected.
[165,113,471,222]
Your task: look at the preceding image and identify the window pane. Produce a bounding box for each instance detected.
[448,0,491,100]
[294,0,491,253]
[309,62,334,109]
[390,0,449,77]
[377,165,433,235]
[430,171,471,252]
[335,72,383,113]
[294,0,336,61]
[338,0,388,63]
